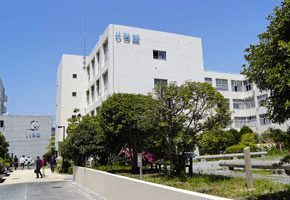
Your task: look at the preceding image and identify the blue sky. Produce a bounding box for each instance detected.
[0,0,282,125]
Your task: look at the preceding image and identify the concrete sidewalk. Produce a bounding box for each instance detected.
[2,167,72,185]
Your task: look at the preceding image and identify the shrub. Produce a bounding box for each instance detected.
[256,143,276,152]
[226,128,242,144]
[240,132,258,147]
[239,125,253,135]
[197,129,236,155]
[226,144,247,153]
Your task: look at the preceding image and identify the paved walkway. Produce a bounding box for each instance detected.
[2,167,73,185]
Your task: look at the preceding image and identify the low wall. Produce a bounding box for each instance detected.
[73,166,231,200]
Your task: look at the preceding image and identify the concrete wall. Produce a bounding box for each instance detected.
[73,166,231,200]
[55,54,86,149]
[0,115,52,159]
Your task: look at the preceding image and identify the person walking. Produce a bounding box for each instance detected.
[27,156,32,169]
[50,156,56,173]
[13,156,18,171]
[19,155,25,170]
[41,155,46,177]
[35,156,43,178]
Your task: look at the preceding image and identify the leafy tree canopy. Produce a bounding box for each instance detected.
[142,81,231,175]
[61,116,100,166]
[97,93,155,170]
[0,133,9,158]
[242,0,290,123]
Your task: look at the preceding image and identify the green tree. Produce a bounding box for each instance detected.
[97,93,154,171]
[0,133,9,158]
[242,0,290,124]
[143,81,231,176]
[239,125,253,135]
[197,129,236,155]
[61,116,100,166]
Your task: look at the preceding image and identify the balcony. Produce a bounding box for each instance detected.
[1,106,7,113]
[3,95,8,102]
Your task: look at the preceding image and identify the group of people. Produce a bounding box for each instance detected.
[13,155,57,178]
[13,155,33,170]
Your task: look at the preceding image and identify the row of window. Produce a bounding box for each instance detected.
[205,78,253,92]
[234,114,270,128]
[86,72,108,104]
[86,40,109,82]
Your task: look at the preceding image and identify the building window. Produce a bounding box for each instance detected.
[243,80,252,91]
[216,79,228,91]
[153,50,166,60]
[154,78,167,87]
[259,114,270,125]
[233,99,245,110]
[72,92,77,97]
[96,80,100,97]
[87,66,90,82]
[245,96,255,109]
[91,110,95,116]
[103,40,108,62]
[204,77,212,85]
[86,90,90,104]
[72,74,77,78]
[257,94,268,106]
[231,80,243,92]
[246,116,257,127]
[91,58,95,76]
[234,117,246,128]
[96,51,100,68]
[103,72,108,91]
[36,133,41,138]
[0,120,4,127]
[91,85,95,101]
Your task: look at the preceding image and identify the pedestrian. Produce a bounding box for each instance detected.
[41,155,46,177]
[13,155,18,171]
[27,156,32,169]
[50,156,56,173]
[35,156,43,178]
[20,155,25,170]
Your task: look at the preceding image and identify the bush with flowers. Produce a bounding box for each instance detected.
[256,143,276,152]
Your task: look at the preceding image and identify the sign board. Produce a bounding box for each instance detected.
[137,153,142,167]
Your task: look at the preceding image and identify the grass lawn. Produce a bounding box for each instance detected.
[91,164,290,200]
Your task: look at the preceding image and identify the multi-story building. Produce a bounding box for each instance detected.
[0,77,53,159]
[204,71,289,133]
[55,24,290,149]
[0,77,8,115]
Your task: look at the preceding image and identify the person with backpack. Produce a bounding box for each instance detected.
[35,156,43,178]
[13,156,18,170]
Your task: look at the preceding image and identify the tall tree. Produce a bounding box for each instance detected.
[97,93,154,171]
[0,133,9,158]
[143,81,231,176]
[61,116,100,166]
[242,0,290,123]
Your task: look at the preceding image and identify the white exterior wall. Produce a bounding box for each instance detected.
[56,24,290,148]
[84,24,204,114]
[55,54,86,149]
[204,70,290,133]
[0,77,8,115]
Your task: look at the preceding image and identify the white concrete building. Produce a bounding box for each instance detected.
[204,71,290,133]
[55,24,289,149]
[0,77,8,115]
[55,24,204,149]
[0,77,53,159]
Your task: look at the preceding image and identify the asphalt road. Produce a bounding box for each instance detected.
[0,181,103,200]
